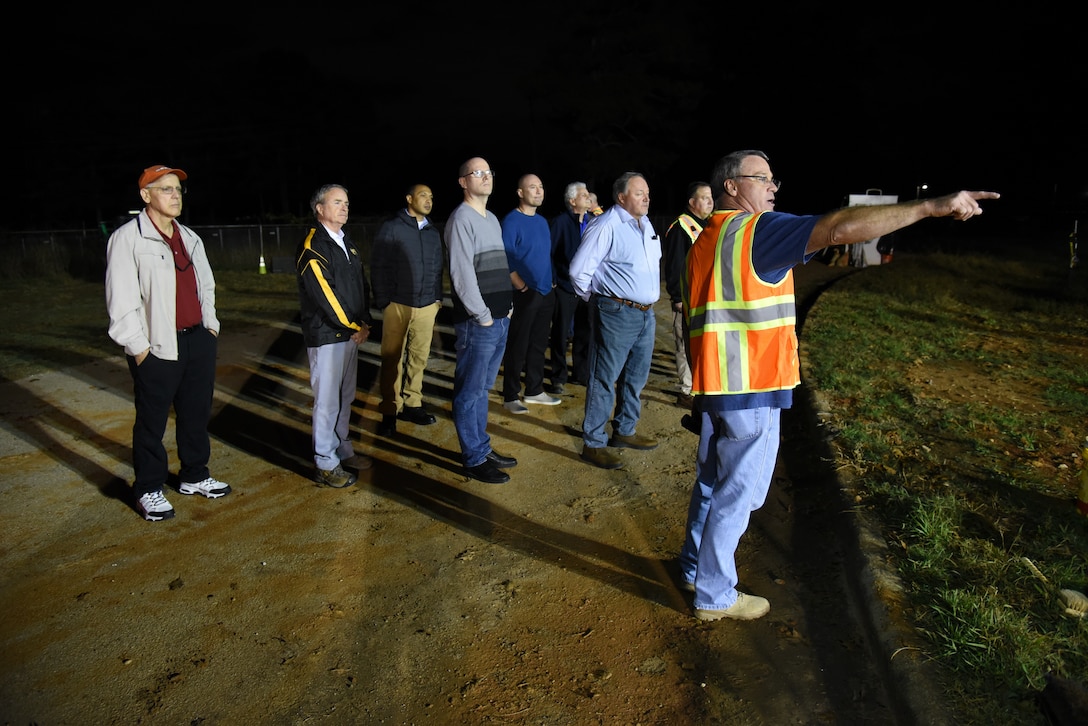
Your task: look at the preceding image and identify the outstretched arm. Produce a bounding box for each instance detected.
[806,190,1001,254]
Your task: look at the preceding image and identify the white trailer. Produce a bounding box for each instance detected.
[847,189,898,267]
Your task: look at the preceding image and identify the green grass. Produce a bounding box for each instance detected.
[804,249,1088,725]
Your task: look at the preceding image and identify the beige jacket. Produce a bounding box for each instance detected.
[105,210,219,361]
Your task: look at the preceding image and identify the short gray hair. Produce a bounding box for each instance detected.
[310,184,347,216]
[612,172,645,203]
[710,150,768,200]
[564,181,587,204]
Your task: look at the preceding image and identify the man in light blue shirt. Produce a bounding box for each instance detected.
[568,171,661,469]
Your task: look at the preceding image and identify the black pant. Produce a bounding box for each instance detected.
[549,287,578,385]
[571,297,592,383]
[127,327,217,495]
[502,288,555,401]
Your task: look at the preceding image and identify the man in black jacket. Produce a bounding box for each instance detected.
[547,181,591,394]
[663,181,714,409]
[371,184,445,437]
[296,184,374,488]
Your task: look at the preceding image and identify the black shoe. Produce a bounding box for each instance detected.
[465,461,510,484]
[377,415,396,437]
[545,382,565,395]
[398,405,437,425]
[486,450,517,468]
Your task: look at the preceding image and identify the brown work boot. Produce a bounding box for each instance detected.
[314,465,357,489]
[581,445,623,469]
[341,452,373,471]
[608,432,659,450]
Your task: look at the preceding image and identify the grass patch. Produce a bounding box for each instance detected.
[805,249,1088,725]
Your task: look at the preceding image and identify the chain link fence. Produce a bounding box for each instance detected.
[0,221,390,280]
[3,215,692,281]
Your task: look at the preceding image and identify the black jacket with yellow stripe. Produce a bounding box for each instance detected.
[295,224,372,348]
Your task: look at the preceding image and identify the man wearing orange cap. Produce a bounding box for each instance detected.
[105,164,232,522]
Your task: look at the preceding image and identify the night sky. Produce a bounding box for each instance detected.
[7,7,1085,239]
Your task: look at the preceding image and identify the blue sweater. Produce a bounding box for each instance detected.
[502,209,554,295]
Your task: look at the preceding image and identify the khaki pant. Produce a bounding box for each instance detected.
[378,301,441,415]
[672,309,692,395]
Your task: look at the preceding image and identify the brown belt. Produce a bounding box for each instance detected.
[606,296,653,312]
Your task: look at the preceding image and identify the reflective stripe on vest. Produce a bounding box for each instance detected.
[685,210,799,395]
[667,213,704,244]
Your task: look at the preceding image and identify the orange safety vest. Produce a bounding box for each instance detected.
[684,210,799,395]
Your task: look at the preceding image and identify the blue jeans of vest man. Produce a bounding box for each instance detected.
[678,407,781,611]
[453,316,510,467]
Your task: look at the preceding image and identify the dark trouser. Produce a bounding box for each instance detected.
[549,287,577,386]
[503,288,555,401]
[571,297,592,383]
[127,327,217,496]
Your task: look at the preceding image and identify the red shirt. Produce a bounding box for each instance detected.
[152,219,202,330]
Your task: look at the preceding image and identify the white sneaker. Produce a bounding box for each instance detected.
[179,477,232,499]
[695,592,770,621]
[523,392,561,405]
[503,400,529,415]
[137,490,175,521]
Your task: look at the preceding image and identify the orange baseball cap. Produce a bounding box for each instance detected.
[139,164,188,188]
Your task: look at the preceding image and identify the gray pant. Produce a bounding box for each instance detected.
[307,340,359,471]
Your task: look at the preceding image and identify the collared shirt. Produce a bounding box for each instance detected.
[568,204,660,305]
[322,223,348,259]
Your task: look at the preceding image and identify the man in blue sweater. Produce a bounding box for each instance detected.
[501,173,561,414]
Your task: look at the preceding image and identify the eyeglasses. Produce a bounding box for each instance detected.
[463,170,496,179]
[732,175,781,190]
[146,185,186,196]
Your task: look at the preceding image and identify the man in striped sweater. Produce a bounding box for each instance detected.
[446,157,519,484]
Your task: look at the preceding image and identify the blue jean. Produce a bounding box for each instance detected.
[582,295,655,448]
[678,407,780,611]
[453,317,509,467]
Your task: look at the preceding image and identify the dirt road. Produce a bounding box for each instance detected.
[0,262,946,724]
